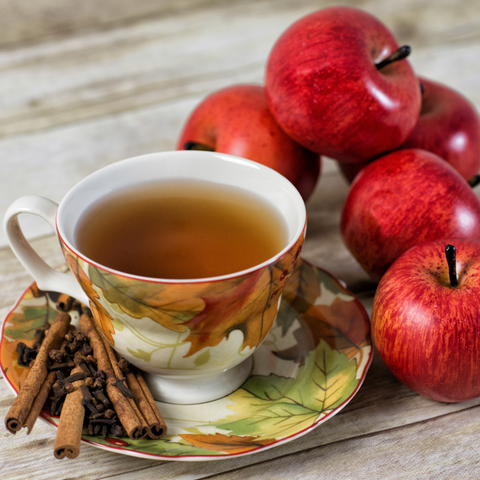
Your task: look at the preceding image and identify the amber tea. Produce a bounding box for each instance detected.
[75,180,288,279]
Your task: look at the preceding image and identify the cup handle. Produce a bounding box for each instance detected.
[4,195,90,305]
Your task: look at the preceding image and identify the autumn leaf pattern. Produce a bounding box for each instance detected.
[178,433,272,454]
[64,251,116,344]
[182,268,277,356]
[1,257,372,459]
[79,232,305,357]
[208,341,359,440]
[88,265,206,333]
[1,284,65,392]
[275,259,370,363]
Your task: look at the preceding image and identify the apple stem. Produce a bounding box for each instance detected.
[445,244,458,288]
[468,174,480,188]
[183,141,214,151]
[375,45,411,70]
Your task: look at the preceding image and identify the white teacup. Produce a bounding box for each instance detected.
[4,151,306,404]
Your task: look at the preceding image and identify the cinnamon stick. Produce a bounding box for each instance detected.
[53,366,85,459]
[102,340,149,438]
[135,371,168,437]
[127,367,167,439]
[23,371,56,434]
[98,324,166,439]
[79,312,145,440]
[5,312,71,434]
[23,334,72,434]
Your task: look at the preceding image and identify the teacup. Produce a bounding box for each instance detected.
[4,151,306,404]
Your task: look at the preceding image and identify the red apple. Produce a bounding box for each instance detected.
[400,77,480,181]
[265,6,421,164]
[372,238,480,402]
[340,148,480,281]
[176,84,321,201]
[338,77,480,183]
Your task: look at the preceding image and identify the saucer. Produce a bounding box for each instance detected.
[1,259,372,461]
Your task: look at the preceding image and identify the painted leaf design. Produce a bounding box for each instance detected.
[2,286,58,392]
[182,268,277,356]
[277,258,321,335]
[282,259,321,312]
[179,433,271,454]
[88,265,205,333]
[314,297,370,347]
[65,251,99,303]
[182,235,305,356]
[1,337,29,392]
[211,341,359,439]
[276,261,370,363]
[126,347,153,362]
[4,306,55,342]
[84,436,222,457]
[29,283,47,298]
[65,252,116,344]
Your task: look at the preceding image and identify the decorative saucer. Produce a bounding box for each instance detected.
[1,259,372,461]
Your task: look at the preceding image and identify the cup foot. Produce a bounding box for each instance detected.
[143,356,253,404]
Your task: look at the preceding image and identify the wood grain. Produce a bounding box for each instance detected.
[2,0,480,477]
[2,0,480,139]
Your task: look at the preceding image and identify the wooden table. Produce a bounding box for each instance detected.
[2,0,480,478]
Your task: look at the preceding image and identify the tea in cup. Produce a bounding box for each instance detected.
[4,151,306,404]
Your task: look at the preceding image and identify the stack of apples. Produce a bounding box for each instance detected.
[176,7,480,403]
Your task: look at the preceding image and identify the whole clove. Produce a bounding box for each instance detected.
[117,357,129,372]
[81,397,99,415]
[33,328,46,350]
[65,332,75,343]
[48,361,75,371]
[91,389,110,407]
[15,342,27,366]
[111,424,127,437]
[7,311,168,458]
[5,313,72,434]
[64,372,86,384]
[77,362,91,377]
[112,377,134,399]
[89,418,117,425]
[80,344,93,356]
[16,342,39,367]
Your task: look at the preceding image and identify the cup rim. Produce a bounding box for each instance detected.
[57,151,307,284]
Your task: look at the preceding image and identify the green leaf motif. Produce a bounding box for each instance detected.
[88,265,204,331]
[275,301,298,338]
[83,436,223,457]
[316,269,350,298]
[4,307,56,341]
[110,316,125,331]
[126,348,152,362]
[194,349,211,367]
[210,340,359,439]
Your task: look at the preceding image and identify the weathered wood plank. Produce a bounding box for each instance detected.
[2,0,480,250]
[2,349,479,478]
[2,1,480,477]
[0,0,248,48]
[1,0,480,139]
[204,407,480,479]
[1,0,480,49]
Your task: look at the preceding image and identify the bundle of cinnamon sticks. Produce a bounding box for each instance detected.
[4,309,167,460]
